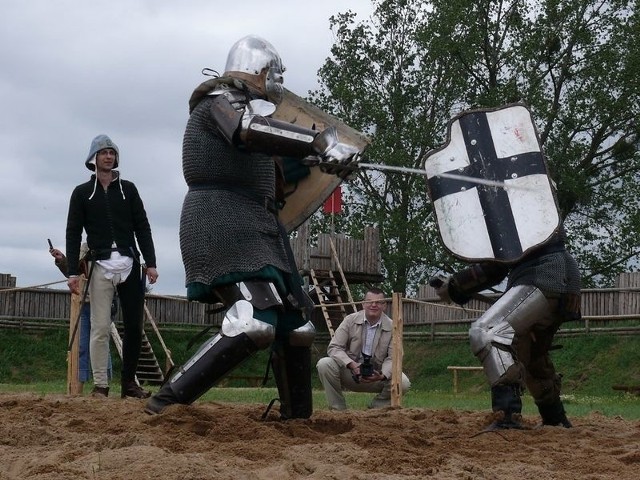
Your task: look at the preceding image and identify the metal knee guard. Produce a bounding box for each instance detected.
[469,285,548,385]
[167,299,276,404]
[270,320,315,419]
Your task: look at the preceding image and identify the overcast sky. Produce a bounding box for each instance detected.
[0,0,374,296]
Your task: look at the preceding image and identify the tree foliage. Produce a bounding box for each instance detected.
[310,0,640,293]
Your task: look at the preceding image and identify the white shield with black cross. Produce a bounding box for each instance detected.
[424,103,561,263]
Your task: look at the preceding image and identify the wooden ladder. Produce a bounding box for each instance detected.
[310,238,357,337]
[111,324,165,385]
[110,301,174,386]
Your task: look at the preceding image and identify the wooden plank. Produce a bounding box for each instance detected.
[391,292,404,407]
[66,277,83,395]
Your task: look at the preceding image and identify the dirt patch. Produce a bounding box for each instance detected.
[0,392,639,479]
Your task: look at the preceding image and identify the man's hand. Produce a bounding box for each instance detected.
[67,276,80,295]
[429,273,452,303]
[359,370,386,383]
[49,248,64,261]
[312,126,361,175]
[146,267,159,285]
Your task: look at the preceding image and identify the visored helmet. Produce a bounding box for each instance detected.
[223,35,285,104]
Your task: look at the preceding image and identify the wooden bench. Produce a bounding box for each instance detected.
[447,366,483,393]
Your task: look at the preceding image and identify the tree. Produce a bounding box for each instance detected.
[310,0,640,292]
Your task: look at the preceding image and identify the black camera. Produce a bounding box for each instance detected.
[352,354,374,383]
[360,354,374,377]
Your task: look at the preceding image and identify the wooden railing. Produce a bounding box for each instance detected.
[290,225,384,283]
[2,273,640,339]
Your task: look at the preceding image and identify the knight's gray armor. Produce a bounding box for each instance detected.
[146,35,359,420]
[434,234,580,429]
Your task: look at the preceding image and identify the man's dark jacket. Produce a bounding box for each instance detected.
[65,174,156,277]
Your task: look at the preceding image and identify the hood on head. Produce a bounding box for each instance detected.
[85,134,119,171]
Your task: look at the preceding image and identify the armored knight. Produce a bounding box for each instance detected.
[427,104,581,430]
[145,35,361,418]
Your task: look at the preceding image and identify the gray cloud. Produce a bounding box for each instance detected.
[0,0,372,295]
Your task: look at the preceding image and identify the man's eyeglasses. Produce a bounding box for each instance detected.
[365,300,386,305]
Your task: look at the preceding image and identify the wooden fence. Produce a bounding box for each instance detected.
[401,272,640,339]
[0,288,218,330]
[2,272,640,338]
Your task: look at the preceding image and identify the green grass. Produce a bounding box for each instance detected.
[2,327,640,419]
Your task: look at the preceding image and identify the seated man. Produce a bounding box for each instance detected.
[316,287,411,410]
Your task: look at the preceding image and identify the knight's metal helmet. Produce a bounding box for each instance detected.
[223,35,285,104]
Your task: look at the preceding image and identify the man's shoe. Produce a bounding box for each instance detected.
[144,384,180,415]
[91,386,109,398]
[368,399,391,409]
[121,381,151,399]
[538,400,573,428]
[486,415,526,431]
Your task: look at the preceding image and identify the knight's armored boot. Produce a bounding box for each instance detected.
[488,383,524,430]
[145,299,275,415]
[537,399,572,428]
[144,332,262,414]
[269,321,315,419]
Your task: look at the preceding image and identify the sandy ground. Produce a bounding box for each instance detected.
[0,392,639,480]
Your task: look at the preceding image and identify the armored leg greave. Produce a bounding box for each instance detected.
[145,299,275,415]
[270,321,315,419]
[469,285,549,385]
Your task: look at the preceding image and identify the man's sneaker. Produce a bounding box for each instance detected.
[121,381,151,399]
[91,386,109,398]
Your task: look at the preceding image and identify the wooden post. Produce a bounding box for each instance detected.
[391,292,404,407]
[66,276,84,395]
[446,366,484,393]
[452,368,459,394]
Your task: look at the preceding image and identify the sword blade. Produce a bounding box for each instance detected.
[355,162,530,190]
[436,171,525,189]
[356,162,429,176]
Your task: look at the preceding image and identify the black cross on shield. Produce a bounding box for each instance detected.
[425,104,560,263]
